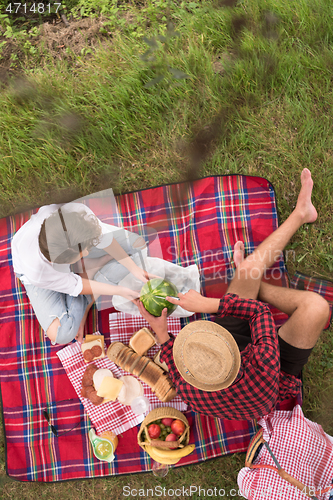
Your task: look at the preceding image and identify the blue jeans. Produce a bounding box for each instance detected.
[18,228,144,345]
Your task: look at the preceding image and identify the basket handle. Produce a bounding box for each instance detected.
[278,469,317,499]
[150,438,183,449]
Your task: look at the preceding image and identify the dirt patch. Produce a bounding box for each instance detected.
[0,16,112,84]
[39,16,110,60]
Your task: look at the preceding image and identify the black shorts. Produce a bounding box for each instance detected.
[214,316,313,377]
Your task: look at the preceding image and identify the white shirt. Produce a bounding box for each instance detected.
[11,202,123,296]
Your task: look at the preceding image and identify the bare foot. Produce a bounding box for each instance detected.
[75,322,85,342]
[295,168,318,223]
[233,241,245,268]
[75,330,84,343]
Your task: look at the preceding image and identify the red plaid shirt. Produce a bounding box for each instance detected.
[160,293,302,420]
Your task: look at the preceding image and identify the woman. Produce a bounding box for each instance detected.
[11,201,150,345]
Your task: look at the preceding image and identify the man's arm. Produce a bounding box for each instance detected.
[165,289,220,314]
[216,293,277,344]
[218,293,280,378]
[136,300,170,344]
[167,290,276,344]
[135,301,180,381]
[167,290,279,370]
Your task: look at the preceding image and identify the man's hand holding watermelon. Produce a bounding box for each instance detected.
[136,289,221,343]
[136,300,170,345]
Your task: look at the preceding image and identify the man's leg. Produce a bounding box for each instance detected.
[227,168,317,300]
[258,282,330,349]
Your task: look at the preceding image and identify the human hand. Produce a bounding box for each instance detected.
[117,287,140,302]
[132,266,161,283]
[166,289,220,314]
[135,300,170,344]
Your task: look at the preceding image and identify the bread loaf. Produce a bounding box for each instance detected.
[107,342,176,402]
[129,328,156,355]
[153,350,169,372]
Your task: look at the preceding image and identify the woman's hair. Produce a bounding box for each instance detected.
[38,209,102,264]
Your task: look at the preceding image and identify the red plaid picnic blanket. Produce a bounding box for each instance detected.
[0,175,299,482]
[289,271,333,330]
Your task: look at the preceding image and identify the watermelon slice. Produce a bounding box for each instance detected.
[140,278,178,317]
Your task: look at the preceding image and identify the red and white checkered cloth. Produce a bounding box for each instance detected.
[109,311,187,413]
[57,339,143,435]
[109,311,181,356]
[238,405,333,500]
[57,314,186,436]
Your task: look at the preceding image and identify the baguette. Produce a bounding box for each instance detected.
[116,346,132,367]
[152,372,170,394]
[133,356,151,378]
[124,351,137,372]
[129,353,143,374]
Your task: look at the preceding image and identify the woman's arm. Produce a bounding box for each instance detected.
[79,278,139,301]
[102,238,149,283]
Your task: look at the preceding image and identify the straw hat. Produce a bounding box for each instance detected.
[173,320,241,392]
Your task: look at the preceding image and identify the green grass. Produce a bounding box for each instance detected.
[0,0,333,498]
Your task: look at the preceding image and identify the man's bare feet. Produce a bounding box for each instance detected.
[233,241,245,268]
[295,168,318,224]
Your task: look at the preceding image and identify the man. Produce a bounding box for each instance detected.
[136,169,330,420]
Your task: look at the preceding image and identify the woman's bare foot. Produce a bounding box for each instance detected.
[75,297,97,342]
[295,168,318,223]
[75,324,84,343]
[76,304,90,342]
[233,241,245,268]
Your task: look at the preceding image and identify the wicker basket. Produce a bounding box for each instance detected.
[137,406,190,450]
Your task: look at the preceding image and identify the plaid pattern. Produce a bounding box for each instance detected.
[238,405,333,500]
[56,321,187,436]
[0,175,298,482]
[108,311,182,349]
[161,294,302,421]
[115,176,289,326]
[290,271,333,330]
